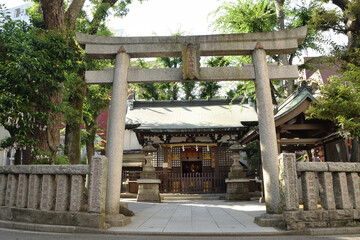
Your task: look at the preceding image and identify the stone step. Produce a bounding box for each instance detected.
[160,193,226,200]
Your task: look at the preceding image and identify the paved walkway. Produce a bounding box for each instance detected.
[109,199,279,234]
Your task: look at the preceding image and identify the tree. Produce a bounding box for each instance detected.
[83,84,111,163]
[199,57,227,99]
[0,8,78,164]
[307,64,360,141]
[306,0,360,160]
[26,0,144,164]
[210,0,324,97]
[310,0,360,51]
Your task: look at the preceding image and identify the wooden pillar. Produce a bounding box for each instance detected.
[252,46,281,214]
[105,49,130,216]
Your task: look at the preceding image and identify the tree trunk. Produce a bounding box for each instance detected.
[275,0,294,95]
[39,0,65,31]
[350,139,360,162]
[85,114,99,163]
[64,70,86,164]
[38,0,85,164]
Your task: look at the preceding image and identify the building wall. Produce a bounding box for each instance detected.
[4,3,32,23]
[123,130,142,150]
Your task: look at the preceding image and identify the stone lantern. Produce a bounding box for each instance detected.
[137,140,161,202]
[225,140,250,201]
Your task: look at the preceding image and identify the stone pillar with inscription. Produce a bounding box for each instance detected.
[88,155,108,213]
[105,48,131,226]
[252,45,281,214]
[278,153,299,211]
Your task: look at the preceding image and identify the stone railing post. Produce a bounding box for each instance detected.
[301,171,317,210]
[328,163,352,209]
[105,49,130,218]
[318,172,336,210]
[40,175,55,210]
[0,174,7,205]
[252,45,281,214]
[5,174,17,206]
[16,174,28,208]
[70,175,84,212]
[278,153,298,211]
[27,174,41,209]
[55,175,70,211]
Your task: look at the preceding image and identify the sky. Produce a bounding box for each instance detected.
[0,0,222,36]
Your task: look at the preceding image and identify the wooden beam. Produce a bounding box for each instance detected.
[278,138,322,145]
[280,145,315,151]
[85,65,299,84]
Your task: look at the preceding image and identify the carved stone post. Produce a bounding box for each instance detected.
[252,45,281,214]
[105,48,131,226]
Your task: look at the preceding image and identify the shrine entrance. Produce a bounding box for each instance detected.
[181,147,202,174]
[76,26,307,217]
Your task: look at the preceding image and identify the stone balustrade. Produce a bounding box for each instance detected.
[279,153,360,230]
[0,156,108,229]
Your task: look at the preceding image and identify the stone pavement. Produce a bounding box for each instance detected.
[110,199,279,234]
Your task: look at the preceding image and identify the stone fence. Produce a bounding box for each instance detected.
[279,153,360,230]
[0,156,108,228]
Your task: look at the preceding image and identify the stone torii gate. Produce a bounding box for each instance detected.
[76,26,307,224]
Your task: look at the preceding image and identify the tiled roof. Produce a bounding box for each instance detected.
[126,99,257,132]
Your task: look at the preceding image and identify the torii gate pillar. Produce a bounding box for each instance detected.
[252,46,281,214]
[105,49,130,225]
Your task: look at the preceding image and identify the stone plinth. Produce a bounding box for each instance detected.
[137,179,161,203]
[225,178,250,201]
[137,155,161,203]
[225,154,250,201]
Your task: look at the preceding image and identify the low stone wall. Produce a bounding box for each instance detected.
[279,153,360,230]
[0,156,108,229]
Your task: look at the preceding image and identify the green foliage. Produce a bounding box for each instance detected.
[210,0,277,33]
[83,85,111,128]
[307,63,360,140]
[0,8,79,150]
[243,141,260,172]
[32,151,70,165]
